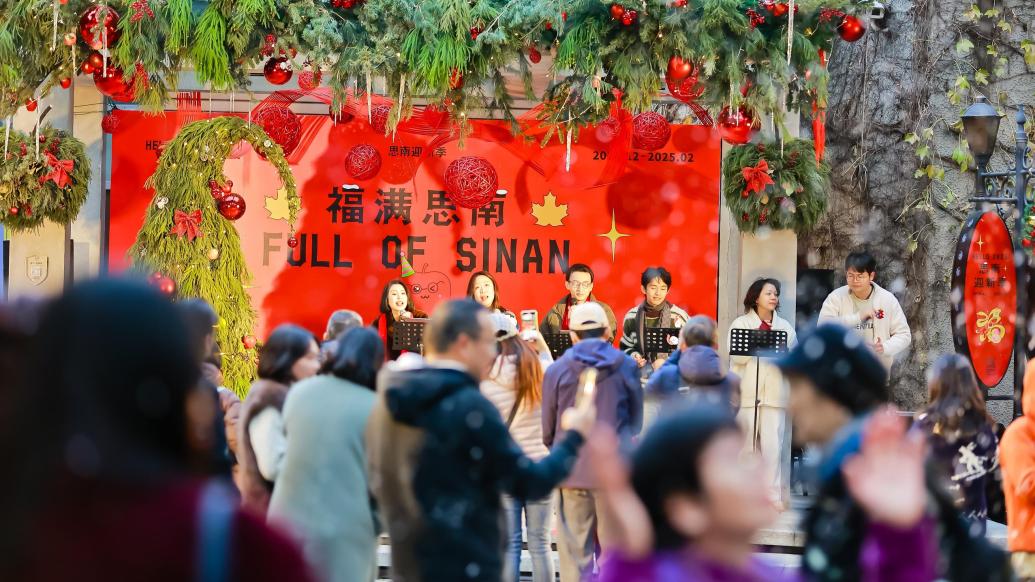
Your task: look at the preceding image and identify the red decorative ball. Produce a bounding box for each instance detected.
[667,55,692,81]
[22,205,32,218]
[79,5,121,50]
[545,21,552,30]
[1024,239,1032,248]
[672,0,687,6]
[93,66,136,102]
[610,4,626,20]
[837,15,866,42]
[470,27,481,40]
[666,67,704,104]
[25,98,37,112]
[8,206,18,216]
[370,103,392,135]
[770,3,789,17]
[101,113,119,133]
[528,46,542,64]
[287,235,299,248]
[263,57,293,85]
[444,156,499,209]
[328,104,355,124]
[631,111,671,151]
[59,78,72,89]
[594,116,622,143]
[449,68,464,90]
[242,335,258,350]
[253,104,302,156]
[297,69,322,91]
[344,144,382,180]
[218,193,247,221]
[148,272,176,297]
[621,10,637,25]
[81,61,95,75]
[86,51,104,70]
[718,106,755,144]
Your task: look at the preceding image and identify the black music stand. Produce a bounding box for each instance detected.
[392,318,429,354]
[729,328,789,452]
[643,327,682,360]
[542,333,574,360]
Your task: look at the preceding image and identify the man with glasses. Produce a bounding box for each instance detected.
[818,250,911,370]
[541,263,618,339]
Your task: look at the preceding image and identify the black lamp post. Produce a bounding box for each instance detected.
[962,96,1033,417]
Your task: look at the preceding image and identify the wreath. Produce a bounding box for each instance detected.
[1022,202,1035,254]
[129,116,300,396]
[0,124,90,230]
[722,138,829,234]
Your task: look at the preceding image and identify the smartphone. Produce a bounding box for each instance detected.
[520,309,538,340]
[576,368,598,409]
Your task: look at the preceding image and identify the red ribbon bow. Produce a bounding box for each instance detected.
[741,159,775,196]
[39,152,74,189]
[169,209,203,241]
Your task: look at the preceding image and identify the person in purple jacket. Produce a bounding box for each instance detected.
[586,403,937,582]
[542,301,643,582]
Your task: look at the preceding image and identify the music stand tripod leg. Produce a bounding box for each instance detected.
[752,356,761,453]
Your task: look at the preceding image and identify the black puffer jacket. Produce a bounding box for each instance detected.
[366,365,583,582]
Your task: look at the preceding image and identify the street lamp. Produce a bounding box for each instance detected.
[961,96,1033,417]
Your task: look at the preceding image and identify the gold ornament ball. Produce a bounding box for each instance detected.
[207,248,220,261]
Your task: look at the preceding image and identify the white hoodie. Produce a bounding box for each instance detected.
[818,283,911,369]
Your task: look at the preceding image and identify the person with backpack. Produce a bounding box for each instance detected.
[480,314,555,582]
[776,323,1010,582]
[542,302,643,582]
[646,315,740,415]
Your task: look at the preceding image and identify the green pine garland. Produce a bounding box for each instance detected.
[0,124,90,230]
[722,139,829,234]
[129,116,300,396]
[1022,202,1035,256]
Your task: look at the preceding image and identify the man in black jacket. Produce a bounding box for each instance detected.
[367,299,594,582]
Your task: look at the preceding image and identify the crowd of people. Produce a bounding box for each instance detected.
[0,247,1027,582]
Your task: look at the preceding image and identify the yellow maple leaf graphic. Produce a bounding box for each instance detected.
[264,187,292,222]
[531,192,568,227]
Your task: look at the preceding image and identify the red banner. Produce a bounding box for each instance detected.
[109,110,722,339]
[951,211,1017,388]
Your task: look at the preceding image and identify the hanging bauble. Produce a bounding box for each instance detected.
[297,69,322,91]
[344,144,382,180]
[81,61,95,75]
[79,5,121,50]
[610,4,625,20]
[328,104,355,124]
[837,15,866,42]
[287,235,299,248]
[449,68,464,90]
[594,117,622,143]
[101,113,119,133]
[528,46,542,64]
[631,111,671,151]
[207,247,220,261]
[25,98,37,112]
[59,78,72,89]
[148,272,176,297]
[242,335,258,350]
[263,57,293,85]
[621,10,638,26]
[769,3,789,17]
[93,66,136,102]
[470,26,481,40]
[218,193,247,221]
[718,106,755,144]
[86,51,104,71]
[370,103,392,135]
[444,156,499,209]
[253,104,302,156]
[666,55,692,81]
[666,67,704,104]
[8,206,18,215]
[672,0,687,6]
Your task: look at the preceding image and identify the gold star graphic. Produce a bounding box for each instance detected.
[264,187,291,222]
[597,210,630,262]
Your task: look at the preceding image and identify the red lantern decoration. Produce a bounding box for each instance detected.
[93,66,136,102]
[253,104,302,156]
[667,55,692,81]
[631,111,671,151]
[79,5,121,50]
[528,46,542,64]
[101,113,119,134]
[718,106,755,144]
[444,156,499,209]
[610,4,625,19]
[218,193,247,221]
[297,69,321,91]
[148,272,176,297]
[344,144,382,180]
[263,57,293,85]
[242,335,258,349]
[370,103,392,135]
[837,15,866,42]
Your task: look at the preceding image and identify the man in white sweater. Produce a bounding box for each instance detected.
[818,250,911,370]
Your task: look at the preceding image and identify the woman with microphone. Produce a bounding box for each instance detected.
[371,279,426,360]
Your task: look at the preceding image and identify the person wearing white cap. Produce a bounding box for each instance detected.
[542,301,643,582]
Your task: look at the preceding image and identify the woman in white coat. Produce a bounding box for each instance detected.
[728,277,797,510]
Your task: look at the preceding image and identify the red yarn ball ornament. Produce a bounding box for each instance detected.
[837,15,866,42]
[101,113,119,133]
[631,111,671,151]
[344,144,382,180]
[93,66,136,102]
[253,104,302,156]
[297,69,322,91]
[718,106,755,145]
[263,57,293,85]
[370,103,392,135]
[218,193,247,221]
[79,5,121,50]
[444,156,499,209]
